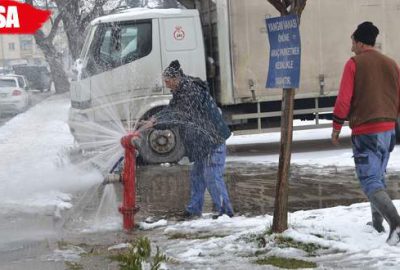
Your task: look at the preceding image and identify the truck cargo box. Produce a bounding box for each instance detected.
[198,0,400,105]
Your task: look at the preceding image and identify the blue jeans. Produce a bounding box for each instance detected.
[351,129,396,197]
[186,144,234,216]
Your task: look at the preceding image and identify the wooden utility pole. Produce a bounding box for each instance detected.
[266,0,307,233]
[272,88,295,232]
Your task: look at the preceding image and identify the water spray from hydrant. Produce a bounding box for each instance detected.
[103,131,141,231]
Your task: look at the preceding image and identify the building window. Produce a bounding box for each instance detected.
[20,40,33,51]
[8,43,15,50]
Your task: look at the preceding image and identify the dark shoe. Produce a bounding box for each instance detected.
[212,213,223,219]
[368,203,385,233]
[212,212,234,219]
[368,190,400,245]
[366,221,385,233]
[387,227,400,246]
[177,210,201,221]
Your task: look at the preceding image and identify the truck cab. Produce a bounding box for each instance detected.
[69,8,206,163]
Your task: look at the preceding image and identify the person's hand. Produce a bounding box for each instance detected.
[331,129,340,146]
[148,116,156,126]
[138,117,156,131]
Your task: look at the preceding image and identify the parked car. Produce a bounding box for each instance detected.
[5,74,30,91]
[12,65,51,92]
[0,76,30,115]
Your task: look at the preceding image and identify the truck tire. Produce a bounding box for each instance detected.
[137,126,185,164]
[396,118,400,143]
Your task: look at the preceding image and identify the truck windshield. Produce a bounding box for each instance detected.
[85,20,152,76]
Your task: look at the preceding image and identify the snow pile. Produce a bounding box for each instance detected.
[148,201,400,269]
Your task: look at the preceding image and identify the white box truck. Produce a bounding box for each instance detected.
[69,0,400,164]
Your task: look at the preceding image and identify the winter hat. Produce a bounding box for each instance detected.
[163,60,183,78]
[352,21,379,46]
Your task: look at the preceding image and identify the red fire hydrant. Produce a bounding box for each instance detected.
[119,131,141,231]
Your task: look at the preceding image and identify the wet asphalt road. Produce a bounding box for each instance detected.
[133,159,400,217]
[0,90,52,127]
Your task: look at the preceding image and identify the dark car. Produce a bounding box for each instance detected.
[12,65,51,92]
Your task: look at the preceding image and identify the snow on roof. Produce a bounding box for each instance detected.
[91,8,198,25]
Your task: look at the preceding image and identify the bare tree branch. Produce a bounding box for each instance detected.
[290,0,307,17]
[46,12,63,42]
[109,0,126,13]
[267,0,307,16]
[267,0,289,15]
[283,0,292,9]
[34,28,46,43]
[26,0,63,43]
[80,0,108,27]
[54,0,81,30]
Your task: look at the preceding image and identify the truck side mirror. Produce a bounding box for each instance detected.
[72,59,83,80]
[207,57,216,79]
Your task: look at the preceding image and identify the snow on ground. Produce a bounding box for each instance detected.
[227,124,400,171]
[143,201,400,269]
[0,94,102,215]
[1,95,400,269]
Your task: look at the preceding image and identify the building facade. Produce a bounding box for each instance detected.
[0,34,45,68]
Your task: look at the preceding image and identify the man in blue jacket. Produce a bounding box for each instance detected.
[144,60,234,219]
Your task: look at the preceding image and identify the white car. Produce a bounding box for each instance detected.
[0,76,30,115]
[5,74,30,91]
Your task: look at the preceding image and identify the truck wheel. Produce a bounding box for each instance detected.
[396,118,400,143]
[137,127,185,164]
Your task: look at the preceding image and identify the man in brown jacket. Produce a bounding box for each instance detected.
[332,21,400,245]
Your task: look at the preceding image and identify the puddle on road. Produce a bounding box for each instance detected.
[134,162,400,217]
